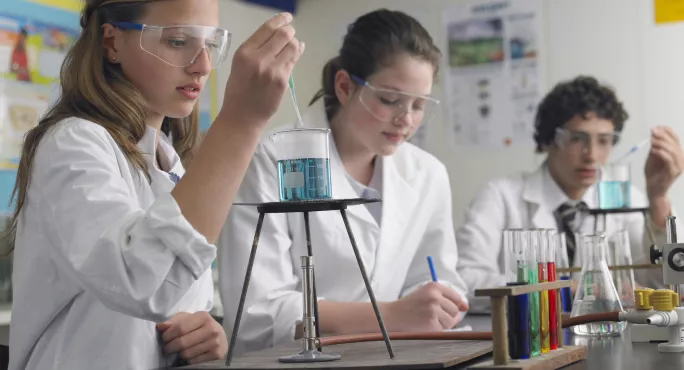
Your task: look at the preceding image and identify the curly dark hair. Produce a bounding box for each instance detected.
[534,76,628,153]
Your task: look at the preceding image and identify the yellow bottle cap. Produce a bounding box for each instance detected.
[651,289,679,312]
[634,288,655,310]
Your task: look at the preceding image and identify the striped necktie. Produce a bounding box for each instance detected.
[555,202,587,264]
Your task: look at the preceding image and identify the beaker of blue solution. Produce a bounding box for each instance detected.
[596,164,630,209]
[270,128,333,201]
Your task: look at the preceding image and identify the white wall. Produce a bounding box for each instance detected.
[217,0,684,227]
[641,0,684,210]
[217,0,297,129]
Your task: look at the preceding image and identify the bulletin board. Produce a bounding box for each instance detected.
[0,1,218,214]
[0,0,80,214]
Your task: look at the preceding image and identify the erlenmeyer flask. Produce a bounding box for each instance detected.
[608,229,636,309]
[571,234,625,336]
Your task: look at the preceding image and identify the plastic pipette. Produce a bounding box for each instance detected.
[288,75,305,128]
[613,138,649,163]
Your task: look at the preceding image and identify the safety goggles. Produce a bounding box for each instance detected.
[554,128,620,153]
[350,74,439,126]
[111,22,231,69]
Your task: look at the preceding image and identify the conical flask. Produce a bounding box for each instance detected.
[570,234,625,336]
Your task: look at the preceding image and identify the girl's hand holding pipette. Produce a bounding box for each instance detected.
[174,13,304,243]
[644,126,684,227]
[645,126,684,198]
[220,12,305,127]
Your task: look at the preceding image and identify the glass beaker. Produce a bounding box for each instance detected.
[270,128,333,202]
[570,234,625,336]
[596,164,631,209]
[607,229,636,309]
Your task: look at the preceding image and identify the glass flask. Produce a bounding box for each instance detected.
[570,234,625,336]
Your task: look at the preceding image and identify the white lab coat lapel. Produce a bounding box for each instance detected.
[370,154,418,282]
[522,165,601,233]
[134,126,183,203]
[159,133,186,178]
[522,166,560,229]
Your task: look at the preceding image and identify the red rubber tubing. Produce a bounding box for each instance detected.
[316,311,621,347]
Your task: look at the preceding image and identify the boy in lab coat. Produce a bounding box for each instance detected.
[456,76,684,309]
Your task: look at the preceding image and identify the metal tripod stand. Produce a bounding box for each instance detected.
[225,198,395,366]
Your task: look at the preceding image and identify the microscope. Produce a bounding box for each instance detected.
[620,216,684,350]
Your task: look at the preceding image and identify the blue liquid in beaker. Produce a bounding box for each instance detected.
[598,181,630,209]
[278,158,332,201]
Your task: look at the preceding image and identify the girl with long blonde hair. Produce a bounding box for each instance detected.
[7,0,303,368]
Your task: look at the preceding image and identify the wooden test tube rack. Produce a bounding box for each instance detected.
[557,263,661,274]
[470,280,587,370]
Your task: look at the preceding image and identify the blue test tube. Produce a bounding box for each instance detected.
[556,233,573,312]
[504,229,530,360]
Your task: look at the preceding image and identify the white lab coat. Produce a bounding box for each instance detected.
[218,100,468,353]
[456,163,670,310]
[9,118,215,370]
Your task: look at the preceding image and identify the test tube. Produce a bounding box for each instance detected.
[666,216,680,304]
[538,230,550,354]
[527,229,541,357]
[547,230,558,350]
[556,233,573,312]
[505,229,530,360]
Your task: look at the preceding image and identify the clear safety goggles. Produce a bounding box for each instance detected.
[350,74,439,126]
[111,22,231,69]
[555,128,619,153]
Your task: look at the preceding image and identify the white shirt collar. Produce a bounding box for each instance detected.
[541,162,596,211]
[138,125,185,177]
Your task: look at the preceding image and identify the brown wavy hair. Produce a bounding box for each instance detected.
[4,0,199,252]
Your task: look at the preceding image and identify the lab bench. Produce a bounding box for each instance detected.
[179,314,684,370]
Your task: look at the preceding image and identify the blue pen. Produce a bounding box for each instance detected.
[427,256,438,282]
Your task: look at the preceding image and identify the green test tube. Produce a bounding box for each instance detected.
[527,229,541,357]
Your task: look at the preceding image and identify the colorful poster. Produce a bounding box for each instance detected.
[199,71,218,132]
[26,0,83,13]
[654,0,684,24]
[0,1,219,214]
[443,0,543,149]
[0,11,77,170]
[0,1,79,214]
